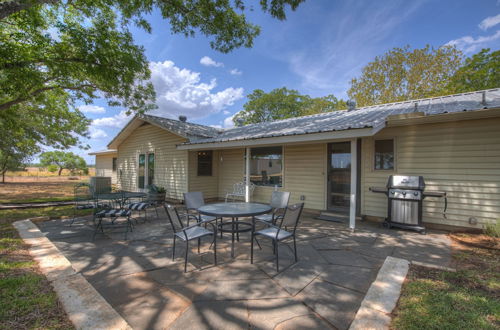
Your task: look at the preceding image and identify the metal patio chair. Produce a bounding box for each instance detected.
[71,183,102,226]
[183,192,217,225]
[93,194,133,240]
[255,191,291,224]
[251,203,304,272]
[225,182,256,202]
[164,204,217,272]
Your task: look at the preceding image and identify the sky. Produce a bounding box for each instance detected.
[73,0,500,163]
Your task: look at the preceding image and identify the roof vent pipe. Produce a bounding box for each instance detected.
[346,100,356,111]
[178,115,187,122]
[481,91,487,106]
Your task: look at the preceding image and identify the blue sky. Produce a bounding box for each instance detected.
[76,0,500,163]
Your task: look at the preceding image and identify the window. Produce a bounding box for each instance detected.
[197,151,213,176]
[374,139,394,170]
[138,153,154,189]
[138,154,145,189]
[250,146,282,187]
[112,158,117,172]
[148,153,155,185]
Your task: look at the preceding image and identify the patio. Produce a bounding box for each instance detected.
[37,209,451,329]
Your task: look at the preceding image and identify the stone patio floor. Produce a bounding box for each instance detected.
[38,209,451,330]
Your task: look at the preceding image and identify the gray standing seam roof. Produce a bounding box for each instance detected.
[139,114,221,139]
[183,89,500,145]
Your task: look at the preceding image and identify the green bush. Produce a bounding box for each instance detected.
[484,220,500,238]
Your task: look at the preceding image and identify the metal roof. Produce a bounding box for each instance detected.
[184,89,500,145]
[140,114,221,139]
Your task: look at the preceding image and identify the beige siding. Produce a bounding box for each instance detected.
[217,144,327,209]
[217,149,245,200]
[188,150,219,199]
[95,154,117,184]
[116,123,188,200]
[361,117,500,228]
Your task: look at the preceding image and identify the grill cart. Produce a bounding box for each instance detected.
[370,175,447,234]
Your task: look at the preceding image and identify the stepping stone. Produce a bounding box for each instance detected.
[297,279,364,330]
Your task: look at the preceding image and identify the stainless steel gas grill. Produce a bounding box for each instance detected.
[370,175,447,234]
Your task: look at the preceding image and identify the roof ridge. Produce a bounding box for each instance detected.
[140,113,221,132]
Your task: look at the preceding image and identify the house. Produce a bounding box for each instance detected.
[88,149,118,184]
[91,89,500,230]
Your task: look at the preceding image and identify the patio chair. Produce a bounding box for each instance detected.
[71,183,102,226]
[254,191,291,224]
[225,182,256,202]
[93,195,133,240]
[183,192,217,225]
[251,203,304,272]
[125,200,151,223]
[164,204,217,272]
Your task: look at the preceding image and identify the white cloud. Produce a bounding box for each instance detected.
[210,124,223,129]
[446,30,500,53]
[200,56,224,67]
[92,110,132,128]
[224,115,235,128]
[89,127,108,139]
[229,68,242,75]
[223,110,231,115]
[479,14,500,30]
[79,105,106,114]
[148,61,244,119]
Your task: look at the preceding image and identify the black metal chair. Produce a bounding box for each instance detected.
[164,204,217,272]
[183,192,217,225]
[251,203,304,272]
[71,183,102,226]
[93,194,133,240]
[254,191,291,224]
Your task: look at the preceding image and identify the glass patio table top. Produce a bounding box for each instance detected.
[198,202,272,258]
[197,202,272,218]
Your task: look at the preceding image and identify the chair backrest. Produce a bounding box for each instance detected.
[270,191,290,209]
[233,182,256,195]
[74,183,92,205]
[164,204,185,232]
[280,203,304,233]
[184,192,205,210]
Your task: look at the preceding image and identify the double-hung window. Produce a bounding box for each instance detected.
[250,146,283,187]
[374,139,394,170]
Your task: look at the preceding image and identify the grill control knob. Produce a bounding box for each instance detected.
[402,191,406,196]
[414,192,418,196]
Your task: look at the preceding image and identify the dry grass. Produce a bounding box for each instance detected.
[0,177,89,203]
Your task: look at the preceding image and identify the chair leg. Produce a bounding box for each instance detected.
[275,240,279,272]
[172,236,177,261]
[213,234,217,266]
[293,236,298,262]
[154,205,159,218]
[184,240,189,272]
[70,207,76,226]
[198,238,201,254]
[250,233,254,264]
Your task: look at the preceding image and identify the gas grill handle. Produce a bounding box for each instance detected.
[443,193,447,219]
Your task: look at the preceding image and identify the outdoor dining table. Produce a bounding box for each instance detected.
[94,191,147,208]
[197,202,272,258]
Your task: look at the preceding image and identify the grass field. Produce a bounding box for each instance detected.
[392,236,500,329]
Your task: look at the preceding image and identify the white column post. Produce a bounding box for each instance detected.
[349,138,357,230]
[245,147,251,202]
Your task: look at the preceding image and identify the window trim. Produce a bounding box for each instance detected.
[197,150,213,176]
[112,157,117,172]
[373,138,396,171]
[249,146,284,187]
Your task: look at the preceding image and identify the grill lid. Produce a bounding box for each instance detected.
[387,175,425,190]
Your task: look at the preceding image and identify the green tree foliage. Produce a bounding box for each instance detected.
[347,45,464,107]
[234,87,346,125]
[0,148,33,183]
[40,151,87,176]
[46,164,58,173]
[447,48,500,93]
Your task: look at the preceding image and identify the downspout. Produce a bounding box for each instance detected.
[245,147,251,202]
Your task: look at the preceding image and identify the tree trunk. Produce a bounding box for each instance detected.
[58,167,63,176]
[1,171,5,183]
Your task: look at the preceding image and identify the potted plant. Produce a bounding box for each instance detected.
[147,184,166,203]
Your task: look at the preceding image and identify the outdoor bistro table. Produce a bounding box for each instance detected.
[198,202,272,258]
[94,191,147,207]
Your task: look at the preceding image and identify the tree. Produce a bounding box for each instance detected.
[233,87,346,125]
[40,151,87,176]
[447,48,500,93]
[347,45,464,107]
[0,137,37,183]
